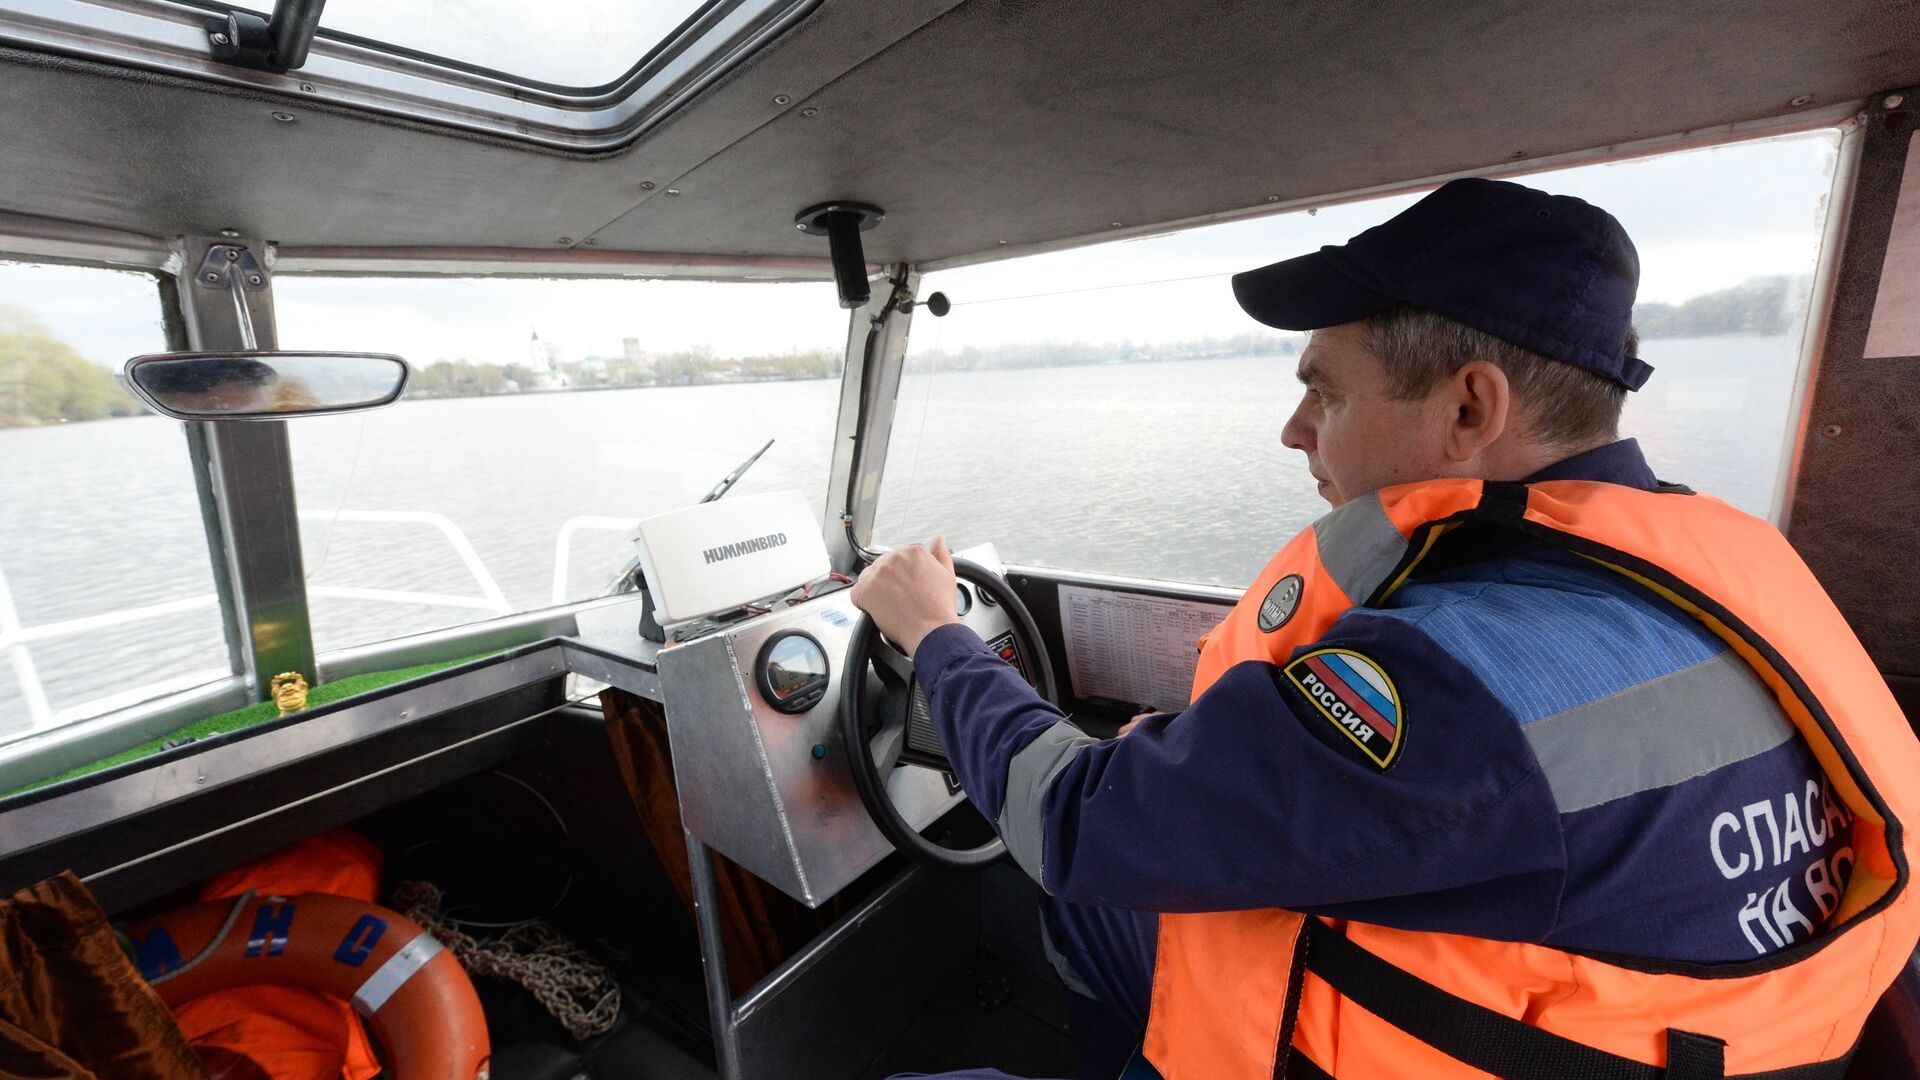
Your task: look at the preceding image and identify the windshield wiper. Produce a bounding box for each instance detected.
[701,438,775,503]
[606,439,777,598]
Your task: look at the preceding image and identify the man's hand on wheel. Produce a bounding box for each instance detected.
[850,536,963,657]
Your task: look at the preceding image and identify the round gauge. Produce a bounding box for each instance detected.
[955,582,973,617]
[757,631,830,713]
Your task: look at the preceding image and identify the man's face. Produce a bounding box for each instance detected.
[1281,322,1454,508]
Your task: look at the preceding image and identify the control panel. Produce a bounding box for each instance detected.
[657,579,1023,908]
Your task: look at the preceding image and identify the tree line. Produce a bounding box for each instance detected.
[0,305,139,428]
[0,274,1819,427]
[404,345,841,399]
[1633,275,1809,338]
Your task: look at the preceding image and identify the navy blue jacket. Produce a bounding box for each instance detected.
[913,441,1842,968]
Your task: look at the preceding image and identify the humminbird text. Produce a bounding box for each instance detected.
[703,533,789,564]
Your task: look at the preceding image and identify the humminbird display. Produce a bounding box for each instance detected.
[628,489,830,624]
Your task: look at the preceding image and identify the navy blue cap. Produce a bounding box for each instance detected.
[1233,178,1653,390]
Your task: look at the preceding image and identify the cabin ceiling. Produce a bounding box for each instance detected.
[1,0,1918,267]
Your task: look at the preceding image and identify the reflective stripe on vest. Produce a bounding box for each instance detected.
[1143,478,1920,1080]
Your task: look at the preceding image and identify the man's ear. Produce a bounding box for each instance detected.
[1443,359,1510,463]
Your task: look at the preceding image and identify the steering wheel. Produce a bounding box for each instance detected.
[839,556,1060,870]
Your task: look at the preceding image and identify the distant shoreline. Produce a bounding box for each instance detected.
[0,329,1798,430]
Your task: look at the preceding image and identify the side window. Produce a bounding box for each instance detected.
[0,261,226,737]
[876,130,1841,586]
[272,276,849,655]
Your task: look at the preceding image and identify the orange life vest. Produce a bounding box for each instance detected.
[1143,478,1920,1079]
[131,890,490,1080]
[172,830,386,1080]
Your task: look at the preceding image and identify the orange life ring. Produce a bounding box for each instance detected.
[128,890,491,1080]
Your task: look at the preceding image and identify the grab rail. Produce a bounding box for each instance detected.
[551,516,641,606]
[0,510,515,732]
[302,510,513,615]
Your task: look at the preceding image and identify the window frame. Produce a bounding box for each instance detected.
[0,0,823,150]
[194,0,727,96]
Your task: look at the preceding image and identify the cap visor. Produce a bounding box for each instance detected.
[1232,250,1396,330]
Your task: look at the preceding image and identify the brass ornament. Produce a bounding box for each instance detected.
[270,671,310,716]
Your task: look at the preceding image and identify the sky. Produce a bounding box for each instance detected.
[287,0,704,87]
[0,129,1840,371]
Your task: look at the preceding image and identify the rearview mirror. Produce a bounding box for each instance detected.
[123,351,409,420]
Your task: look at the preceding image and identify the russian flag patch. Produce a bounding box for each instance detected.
[1285,648,1405,770]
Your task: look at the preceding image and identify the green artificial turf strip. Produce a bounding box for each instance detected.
[8,651,506,797]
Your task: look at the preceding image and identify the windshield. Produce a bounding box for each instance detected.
[273,275,848,656]
[876,130,1842,586]
[0,262,223,738]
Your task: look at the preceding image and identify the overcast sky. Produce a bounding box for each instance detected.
[2,129,1839,370]
[269,0,702,87]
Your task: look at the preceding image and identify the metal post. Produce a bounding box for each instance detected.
[685,827,744,1079]
[173,236,317,699]
[821,264,918,572]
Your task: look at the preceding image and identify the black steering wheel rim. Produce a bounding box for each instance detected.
[839,556,1060,871]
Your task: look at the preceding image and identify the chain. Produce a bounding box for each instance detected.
[394,880,620,1042]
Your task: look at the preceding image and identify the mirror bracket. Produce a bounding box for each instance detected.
[194,244,269,293]
[195,244,270,350]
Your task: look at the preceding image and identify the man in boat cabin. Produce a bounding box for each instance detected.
[853,178,1920,1080]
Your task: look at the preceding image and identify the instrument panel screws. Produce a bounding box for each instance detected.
[300,82,315,93]
[556,237,574,245]
[1265,195,1281,202]
[1823,424,1844,437]
[1110,221,1124,228]
[246,274,263,286]
[220,228,240,237]
[772,93,792,106]
[270,111,295,123]
[997,239,1009,245]
[210,31,230,45]
[665,188,681,196]
[583,238,599,246]
[1887,94,1907,109]
[801,107,819,117]
[1790,94,1813,107]
[640,180,655,190]
[203,271,220,283]
[224,248,241,260]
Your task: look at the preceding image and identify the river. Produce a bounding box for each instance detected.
[0,334,1799,732]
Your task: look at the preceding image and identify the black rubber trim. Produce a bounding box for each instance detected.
[1302,919,1856,1080]
[1283,1049,1334,1079]
[1271,915,1312,1079]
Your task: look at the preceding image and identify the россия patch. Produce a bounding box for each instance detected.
[1285,648,1405,770]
